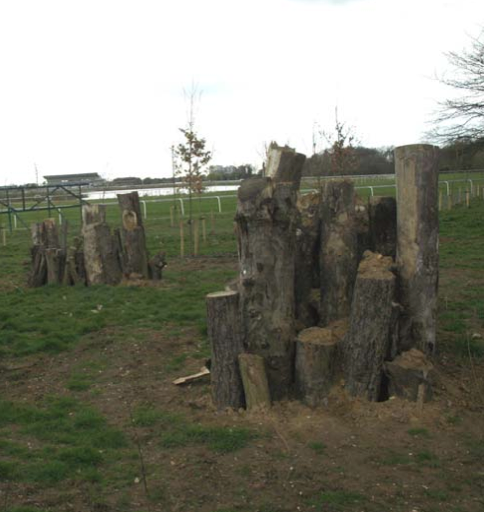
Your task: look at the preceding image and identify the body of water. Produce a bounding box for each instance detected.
[85,184,240,201]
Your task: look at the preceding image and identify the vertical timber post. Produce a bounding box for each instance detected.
[395,144,439,355]
[235,144,305,400]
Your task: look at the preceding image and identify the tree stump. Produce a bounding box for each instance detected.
[29,219,63,287]
[368,196,397,259]
[384,348,434,402]
[319,179,358,326]
[395,144,439,354]
[295,326,339,407]
[295,192,321,328]
[343,251,396,401]
[238,354,271,411]
[82,204,122,285]
[148,252,167,280]
[235,147,305,400]
[117,192,149,279]
[206,291,245,410]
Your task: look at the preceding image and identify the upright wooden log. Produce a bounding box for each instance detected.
[319,180,358,326]
[295,192,321,328]
[148,252,166,280]
[82,204,122,285]
[395,144,439,354]
[384,348,434,402]
[295,326,340,407]
[265,142,306,190]
[206,291,245,410]
[368,196,397,259]
[235,147,305,400]
[117,192,149,278]
[238,354,271,411]
[343,251,396,401]
[29,219,62,287]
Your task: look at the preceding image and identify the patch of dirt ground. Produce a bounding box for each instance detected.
[2,317,484,512]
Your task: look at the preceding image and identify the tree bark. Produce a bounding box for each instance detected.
[395,144,439,355]
[295,192,321,328]
[295,326,339,407]
[343,251,396,401]
[384,348,434,402]
[235,150,304,400]
[206,291,245,410]
[368,196,397,259]
[117,192,149,278]
[82,204,122,285]
[238,354,271,411]
[319,179,358,326]
[29,219,62,287]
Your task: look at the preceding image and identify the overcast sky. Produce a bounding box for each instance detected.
[0,0,482,184]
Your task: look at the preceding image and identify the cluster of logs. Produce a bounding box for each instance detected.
[207,143,439,410]
[29,192,166,287]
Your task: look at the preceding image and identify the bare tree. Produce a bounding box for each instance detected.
[430,31,484,144]
[174,85,212,252]
[321,109,359,175]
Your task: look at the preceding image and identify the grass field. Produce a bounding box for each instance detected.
[0,181,483,512]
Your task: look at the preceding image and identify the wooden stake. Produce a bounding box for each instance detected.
[179,220,184,257]
[201,217,207,243]
[193,219,199,256]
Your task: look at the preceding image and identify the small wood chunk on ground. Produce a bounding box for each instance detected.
[384,348,434,402]
[295,326,340,407]
[238,353,271,411]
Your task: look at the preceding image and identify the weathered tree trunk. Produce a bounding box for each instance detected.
[395,144,440,355]
[235,148,305,400]
[62,237,86,286]
[384,348,434,402]
[368,196,397,259]
[295,326,339,407]
[45,248,62,284]
[319,179,358,326]
[82,204,122,285]
[29,219,63,287]
[238,354,271,410]
[206,291,245,410]
[117,192,149,278]
[343,251,396,401]
[295,192,321,328]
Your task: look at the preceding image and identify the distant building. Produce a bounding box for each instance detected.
[43,173,104,186]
